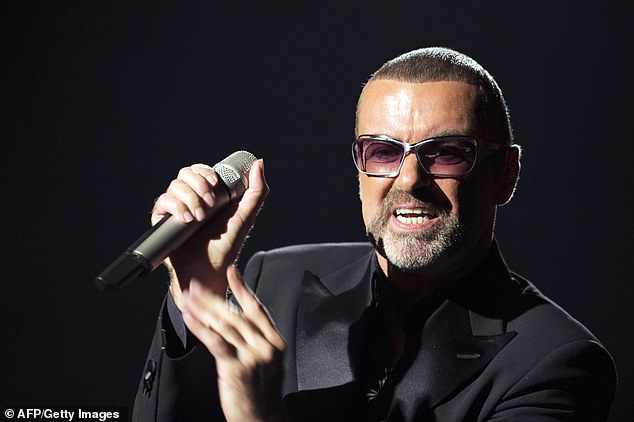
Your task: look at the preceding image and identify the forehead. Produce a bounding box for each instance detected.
[357,80,479,141]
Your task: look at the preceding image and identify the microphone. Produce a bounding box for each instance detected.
[95,150,257,291]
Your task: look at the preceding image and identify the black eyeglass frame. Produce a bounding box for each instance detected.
[352,134,506,178]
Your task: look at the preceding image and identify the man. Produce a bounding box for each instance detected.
[132,48,617,421]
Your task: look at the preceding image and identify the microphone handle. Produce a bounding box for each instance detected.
[95,179,231,291]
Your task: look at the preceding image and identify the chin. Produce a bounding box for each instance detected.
[372,229,460,274]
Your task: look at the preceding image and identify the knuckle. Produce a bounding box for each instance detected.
[262,181,271,195]
[170,199,189,215]
[190,175,211,195]
[171,182,202,209]
[241,353,258,369]
[258,344,279,363]
[156,192,188,216]
[152,193,168,211]
[167,178,185,194]
[192,163,212,171]
[210,318,229,333]
[177,166,192,179]
[204,333,232,356]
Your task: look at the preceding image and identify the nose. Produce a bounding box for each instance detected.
[393,152,432,191]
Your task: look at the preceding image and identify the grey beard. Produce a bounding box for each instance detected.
[365,192,465,273]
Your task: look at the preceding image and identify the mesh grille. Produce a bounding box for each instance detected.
[213,151,257,200]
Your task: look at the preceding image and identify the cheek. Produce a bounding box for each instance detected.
[435,180,461,214]
[438,179,489,227]
[454,177,497,225]
[359,176,389,223]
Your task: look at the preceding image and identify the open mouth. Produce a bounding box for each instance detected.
[394,208,438,225]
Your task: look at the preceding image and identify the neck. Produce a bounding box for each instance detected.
[375,236,494,307]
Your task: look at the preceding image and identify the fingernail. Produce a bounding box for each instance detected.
[205,174,217,185]
[203,192,214,207]
[189,280,200,294]
[183,211,194,223]
[195,207,205,221]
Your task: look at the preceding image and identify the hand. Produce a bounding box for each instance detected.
[182,266,289,422]
[151,159,269,309]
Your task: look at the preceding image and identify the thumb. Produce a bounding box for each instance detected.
[229,159,269,236]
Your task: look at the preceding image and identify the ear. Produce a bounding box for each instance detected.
[495,145,521,206]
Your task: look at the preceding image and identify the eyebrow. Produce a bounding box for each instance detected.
[429,130,475,137]
[359,131,476,143]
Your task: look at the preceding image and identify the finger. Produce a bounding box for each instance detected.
[195,159,268,269]
[184,280,268,352]
[182,310,237,359]
[182,286,249,353]
[227,266,286,351]
[172,168,223,221]
[190,163,218,185]
[177,166,219,210]
[222,159,270,248]
[152,165,224,225]
[152,190,195,225]
[241,159,269,220]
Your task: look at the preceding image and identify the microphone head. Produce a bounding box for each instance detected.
[213,150,257,201]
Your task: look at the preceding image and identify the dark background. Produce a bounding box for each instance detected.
[2,1,632,420]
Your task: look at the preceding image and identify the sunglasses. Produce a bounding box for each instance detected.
[352,134,505,178]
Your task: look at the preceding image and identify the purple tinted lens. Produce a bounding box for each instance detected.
[419,138,476,175]
[355,137,478,176]
[360,140,403,173]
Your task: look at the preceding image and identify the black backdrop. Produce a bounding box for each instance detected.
[2,1,633,420]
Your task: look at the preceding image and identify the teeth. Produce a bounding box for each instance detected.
[396,215,431,224]
[395,208,424,216]
[394,207,435,225]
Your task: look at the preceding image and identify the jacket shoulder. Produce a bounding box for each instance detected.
[507,272,600,345]
[244,242,374,281]
[258,242,373,261]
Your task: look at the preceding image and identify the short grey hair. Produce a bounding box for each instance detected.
[358,47,513,146]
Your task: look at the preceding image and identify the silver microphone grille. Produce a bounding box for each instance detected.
[213,150,257,202]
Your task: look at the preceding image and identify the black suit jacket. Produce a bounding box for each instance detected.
[132,242,616,421]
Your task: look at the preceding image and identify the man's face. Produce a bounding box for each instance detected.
[357,79,502,281]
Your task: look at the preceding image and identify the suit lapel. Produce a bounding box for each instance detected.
[293,241,518,416]
[389,299,516,414]
[388,241,520,415]
[295,251,374,391]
